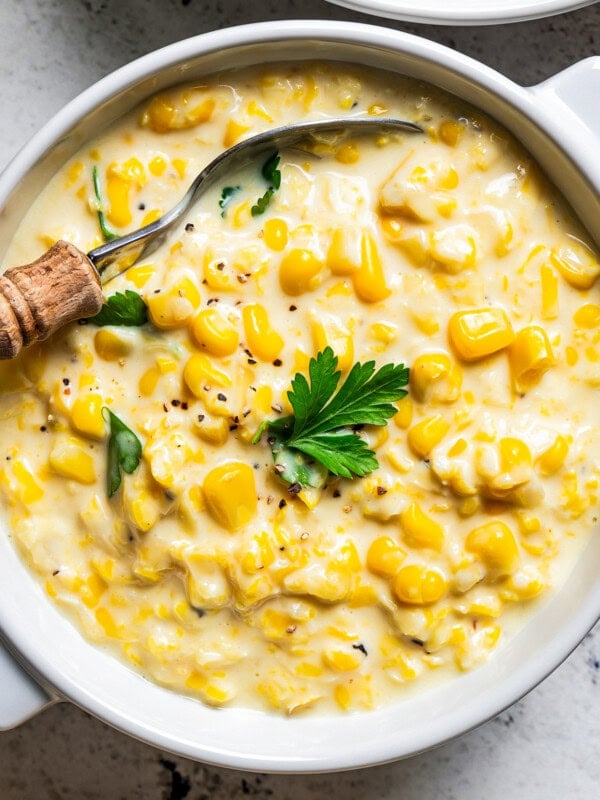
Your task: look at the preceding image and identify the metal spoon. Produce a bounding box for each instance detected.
[0,116,422,359]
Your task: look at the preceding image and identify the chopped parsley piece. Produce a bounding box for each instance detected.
[103,408,142,497]
[89,290,148,327]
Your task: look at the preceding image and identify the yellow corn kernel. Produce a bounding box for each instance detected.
[327,227,361,275]
[146,277,201,329]
[263,218,288,251]
[126,264,155,288]
[352,233,391,303]
[191,309,239,357]
[323,649,362,672]
[551,243,600,290]
[448,307,515,361]
[193,414,229,446]
[71,394,105,440]
[366,536,406,577]
[438,119,464,147]
[2,459,44,504]
[242,304,284,362]
[65,160,83,188]
[537,434,569,475]
[203,461,257,531]
[465,520,519,574]
[49,437,96,484]
[279,248,323,295]
[400,503,445,551]
[311,315,354,372]
[410,352,462,404]
[141,94,215,133]
[407,415,449,458]
[95,607,121,638]
[138,367,160,397]
[148,154,167,176]
[183,353,232,397]
[565,346,578,366]
[335,142,360,164]
[508,326,555,392]
[394,396,413,429]
[540,264,559,320]
[79,573,107,609]
[171,158,187,179]
[574,303,600,329]
[393,565,447,605]
[105,158,146,228]
[369,322,397,346]
[223,119,251,147]
[94,329,133,362]
[334,683,351,711]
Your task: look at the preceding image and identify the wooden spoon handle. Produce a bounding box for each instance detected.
[0,240,103,360]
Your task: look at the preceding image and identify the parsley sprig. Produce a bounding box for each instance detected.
[253,348,409,490]
[89,290,148,327]
[103,408,142,497]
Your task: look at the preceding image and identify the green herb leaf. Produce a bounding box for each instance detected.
[89,290,148,327]
[251,187,275,217]
[254,347,409,491]
[103,408,142,497]
[251,152,281,217]
[261,152,281,189]
[92,165,119,242]
[219,185,241,217]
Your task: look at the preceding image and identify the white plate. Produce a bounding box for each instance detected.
[324,0,597,25]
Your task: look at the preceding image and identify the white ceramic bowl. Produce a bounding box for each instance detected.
[324,0,597,25]
[1,21,600,773]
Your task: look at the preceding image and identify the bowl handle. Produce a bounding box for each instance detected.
[0,642,56,729]
[530,57,600,136]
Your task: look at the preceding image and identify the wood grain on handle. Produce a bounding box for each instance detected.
[0,240,103,360]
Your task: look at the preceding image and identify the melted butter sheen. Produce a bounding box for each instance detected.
[1,64,600,715]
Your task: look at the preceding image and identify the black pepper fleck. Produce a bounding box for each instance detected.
[185,222,195,231]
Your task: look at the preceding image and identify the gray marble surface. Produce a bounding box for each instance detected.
[0,0,599,797]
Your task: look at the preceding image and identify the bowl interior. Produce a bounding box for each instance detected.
[0,23,599,771]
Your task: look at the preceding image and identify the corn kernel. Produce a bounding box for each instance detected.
[138,367,160,397]
[263,218,288,251]
[508,326,555,393]
[574,303,600,329]
[183,353,232,397]
[142,94,215,133]
[465,520,519,574]
[448,307,515,361]
[94,329,134,362]
[551,243,600,290]
[203,461,257,531]
[71,394,105,440]
[146,277,201,329]
[537,434,569,475]
[327,227,361,275]
[540,264,559,320]
[366,536,406,577]
[242,304,284,362]
[353,233,391,303]
[407,415,449,458]
[438,119,464,147]
[223,119,251,147]
[311,315,354,372]
[191,308,239,357]
[393,565,447,605]
[335,142,360,164]
[279,248,323,295]
[410,352,462,404]
[323,649,362,672]
[400,503,445,551]
[49,436,96,484]
[394,396,413,429]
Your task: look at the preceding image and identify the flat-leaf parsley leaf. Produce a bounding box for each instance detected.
[251,152,281,217]
[103,408,142,497]
[219,185,241,217]
[89,290,148,327]
[253,347,409,490]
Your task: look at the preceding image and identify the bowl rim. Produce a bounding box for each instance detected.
[323,0,597,25]
[1,19,600,772]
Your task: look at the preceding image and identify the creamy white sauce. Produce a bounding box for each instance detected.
[1,63,599,715]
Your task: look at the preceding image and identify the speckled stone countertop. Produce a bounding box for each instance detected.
[0,1,599,797]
